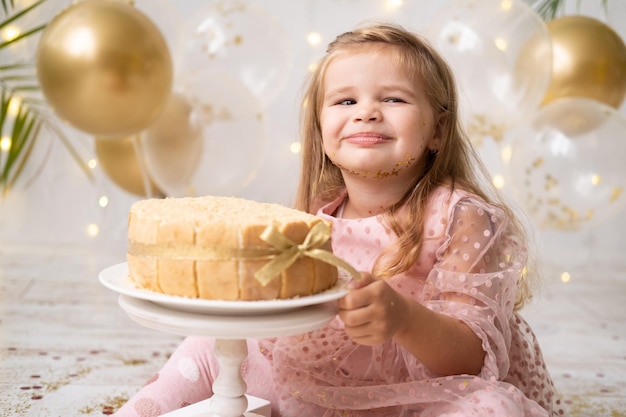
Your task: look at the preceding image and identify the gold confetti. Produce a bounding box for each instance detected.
[467,114,507,145]
[610,187,622,203]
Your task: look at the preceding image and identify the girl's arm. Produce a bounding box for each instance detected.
[339,199,513,376]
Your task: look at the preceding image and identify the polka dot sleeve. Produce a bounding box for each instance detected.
[421,197,527,381]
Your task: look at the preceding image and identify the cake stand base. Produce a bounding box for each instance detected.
[118,294,337,417]
[160,395,271,417]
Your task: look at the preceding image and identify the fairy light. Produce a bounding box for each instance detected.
[383,0,403,12]
[88,158,98,169]
[7,96,21,116]
[289,142,301,154]
[308,62,319,73]
[307,32,322,47]
[1,25,20,42]
[500,0,514,11]
[500,145,512,164]
[86,223,100,237]
[492,174,505,189]
[560,271,571,283]
[591,174,601,186]
[494,38,508,51]
[0,136,11,151]
[98,195,109,207]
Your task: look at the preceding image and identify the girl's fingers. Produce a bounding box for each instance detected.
[345,271,375,290]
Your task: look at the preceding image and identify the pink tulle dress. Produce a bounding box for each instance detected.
[256,186,566,417]
[114,186,568,417]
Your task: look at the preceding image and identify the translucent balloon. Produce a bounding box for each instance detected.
[425,0,552,145]
[141,92,203,196]
[508,98,626,231]
[178,0,293,107]
[143,72,268,198]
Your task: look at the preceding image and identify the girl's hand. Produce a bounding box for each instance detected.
[337,272,411,346]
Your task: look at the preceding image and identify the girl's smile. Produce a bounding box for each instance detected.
[341,131,393,145]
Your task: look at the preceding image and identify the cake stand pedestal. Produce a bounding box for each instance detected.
[117,294,338,417]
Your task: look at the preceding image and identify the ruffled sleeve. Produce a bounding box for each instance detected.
[420,196,527,381]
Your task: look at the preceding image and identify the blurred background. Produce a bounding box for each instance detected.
[0,0,624,283]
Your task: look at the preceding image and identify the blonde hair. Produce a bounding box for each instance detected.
[295,22,536,309]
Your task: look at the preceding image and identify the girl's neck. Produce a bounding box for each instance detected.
[341,178,409,219]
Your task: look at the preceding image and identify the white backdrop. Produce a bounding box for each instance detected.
[0,0,624,280]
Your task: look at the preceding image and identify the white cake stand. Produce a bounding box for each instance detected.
[100,263,345,417]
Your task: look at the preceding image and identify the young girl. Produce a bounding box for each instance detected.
[114,23,567,417]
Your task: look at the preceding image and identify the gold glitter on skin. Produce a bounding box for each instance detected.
[330,153,417,180]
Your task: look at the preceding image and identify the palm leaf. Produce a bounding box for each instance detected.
[530,0,610,20]
[0,0,94,197]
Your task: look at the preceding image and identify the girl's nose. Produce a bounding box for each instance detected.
[353,101,381,122]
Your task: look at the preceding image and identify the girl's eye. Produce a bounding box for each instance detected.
[385,97,406,103]
[337,99,356,105]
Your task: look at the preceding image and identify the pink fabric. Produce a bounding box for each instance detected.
[114,186,567,417]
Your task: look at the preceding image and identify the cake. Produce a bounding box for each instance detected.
[126,195,340,301]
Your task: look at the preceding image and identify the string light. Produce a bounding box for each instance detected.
[98,196,109,207]
[560,272,571,283]
[1,25,20,42]
[0,136,11,151]
[384,0,403,12]
[88,158,98,169]
[492,174,505,189]
[86,223,99,237]
[591,174,601,186]
[494,38,508,51]
[500,145,512,164]
[289,142,301,154]
[500,0,514,11]
[307,32,322,46]
[8,96,21,116]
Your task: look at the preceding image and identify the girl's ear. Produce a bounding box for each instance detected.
[430,113,445,152]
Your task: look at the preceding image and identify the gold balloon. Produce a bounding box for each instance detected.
[95,135,164,197]
[36,0,173,136]
[542,15,626,108]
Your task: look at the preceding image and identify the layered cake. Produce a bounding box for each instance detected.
[126,195,339,301]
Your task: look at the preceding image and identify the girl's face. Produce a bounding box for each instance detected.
[320,46,440,184]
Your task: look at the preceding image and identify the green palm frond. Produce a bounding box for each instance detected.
[0,0,93,197]
[530,0,610,20]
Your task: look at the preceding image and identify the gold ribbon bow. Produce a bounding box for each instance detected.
[254,221,360,286]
